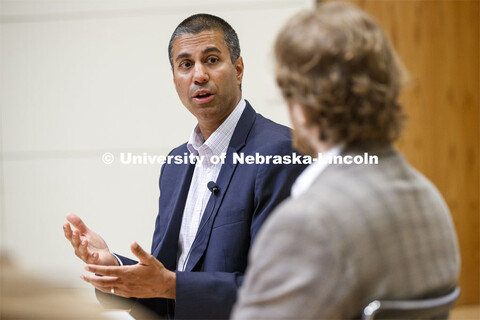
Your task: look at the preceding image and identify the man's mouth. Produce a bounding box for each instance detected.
[193,91,215,103]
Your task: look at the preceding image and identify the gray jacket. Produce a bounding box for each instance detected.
[232,144,460,319]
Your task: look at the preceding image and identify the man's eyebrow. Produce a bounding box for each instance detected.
[202,47,221,55]
[175,53,191,62]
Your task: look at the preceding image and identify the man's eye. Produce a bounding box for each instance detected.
[179,61,192,69]
[207,57,219,64]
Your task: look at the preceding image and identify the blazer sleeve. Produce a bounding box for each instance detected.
[174,145,306,319]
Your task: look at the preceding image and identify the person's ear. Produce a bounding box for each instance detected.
[290,101,309,127]
[234,57,244,86]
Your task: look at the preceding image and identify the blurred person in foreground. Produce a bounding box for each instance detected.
[232,2,460,319]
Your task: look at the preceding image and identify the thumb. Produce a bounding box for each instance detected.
[131,241,152,265]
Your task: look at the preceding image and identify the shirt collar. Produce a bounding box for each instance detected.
[187,98,246,158]
[291,144,343,198]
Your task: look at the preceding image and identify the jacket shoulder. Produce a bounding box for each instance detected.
[168,142,189,156]
[245,113,294,154]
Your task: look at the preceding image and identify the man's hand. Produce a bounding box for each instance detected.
[80,242,176,299]
[63,213,119,266]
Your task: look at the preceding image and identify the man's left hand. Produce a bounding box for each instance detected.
[81,242,176,299]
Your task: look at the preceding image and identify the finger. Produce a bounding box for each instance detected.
[80,239,97,262]
[72,229,81,248]
[89,284,130,299]
[80,239,89,259]
[91,251,100,263]
[85,264,124,277]
[80,273,118,285]
[63,222,73,241]
[66,213,89,233]
[130,242,153,265]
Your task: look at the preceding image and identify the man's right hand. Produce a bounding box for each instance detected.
[63,213,119,266]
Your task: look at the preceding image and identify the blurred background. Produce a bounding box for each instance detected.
[0,0,478,312]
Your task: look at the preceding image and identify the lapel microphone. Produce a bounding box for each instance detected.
[207,181,220,195]
[181,181,220,271]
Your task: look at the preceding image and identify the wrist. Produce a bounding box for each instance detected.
[108,252,120,266]
[163,271,176,299]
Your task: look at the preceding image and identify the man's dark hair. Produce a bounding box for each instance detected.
[168,13,241,67]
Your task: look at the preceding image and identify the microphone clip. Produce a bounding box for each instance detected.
[207,181,220,195]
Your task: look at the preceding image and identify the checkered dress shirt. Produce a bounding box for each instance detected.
[176,99,246,271]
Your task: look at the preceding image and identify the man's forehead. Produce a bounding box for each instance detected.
[173,30,225,54]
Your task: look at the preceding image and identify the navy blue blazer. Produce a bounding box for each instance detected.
[99,102,305,319]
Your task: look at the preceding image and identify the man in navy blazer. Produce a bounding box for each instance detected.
[64,13,304,319]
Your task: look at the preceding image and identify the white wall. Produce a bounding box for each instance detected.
[0,0,313,289]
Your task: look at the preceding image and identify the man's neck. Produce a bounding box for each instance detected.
[312,139,335,155]
[198,97,241,140]
[198,121,223,141]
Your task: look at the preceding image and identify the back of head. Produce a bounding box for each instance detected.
[168,13,241,67]
[275,1,407,145]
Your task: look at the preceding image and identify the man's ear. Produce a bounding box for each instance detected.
[234,57,244,86]
[290,102,309,127]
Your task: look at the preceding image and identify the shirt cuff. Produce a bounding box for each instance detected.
[112,252,123,266]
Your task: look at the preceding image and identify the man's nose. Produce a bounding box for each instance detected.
[193,63,209,84]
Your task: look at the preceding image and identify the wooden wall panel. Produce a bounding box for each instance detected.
[339,0,480,305]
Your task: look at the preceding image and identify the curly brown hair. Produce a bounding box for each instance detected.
[275,1,407,145]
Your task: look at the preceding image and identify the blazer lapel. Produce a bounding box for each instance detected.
[152,161,195,271]
[184,102,257,272]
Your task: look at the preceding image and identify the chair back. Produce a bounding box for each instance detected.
[362,286,460,320]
